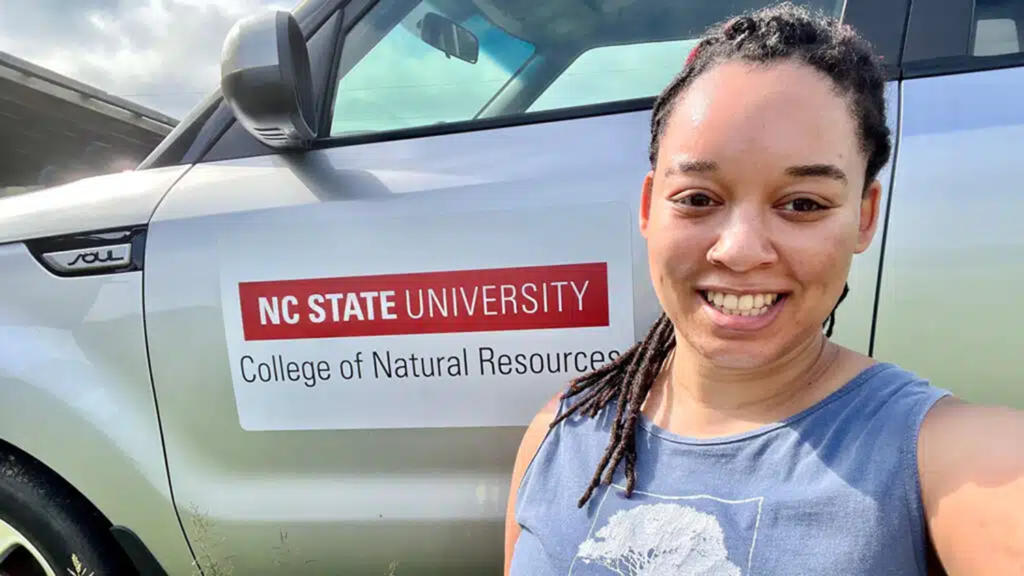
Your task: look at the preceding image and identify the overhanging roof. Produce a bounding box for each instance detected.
[0,50,179,188]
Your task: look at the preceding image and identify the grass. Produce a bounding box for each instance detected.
[186,504,234,576]
[67,554,93,576]
[64,505,402,575]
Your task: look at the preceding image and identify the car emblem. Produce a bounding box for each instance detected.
[41,244,133,273]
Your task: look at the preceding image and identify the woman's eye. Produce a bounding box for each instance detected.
[676,193,717,208]
[783,198,826,212]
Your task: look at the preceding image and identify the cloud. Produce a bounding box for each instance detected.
[0,0,294,120]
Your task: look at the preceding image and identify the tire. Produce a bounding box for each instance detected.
[0,444,138,576]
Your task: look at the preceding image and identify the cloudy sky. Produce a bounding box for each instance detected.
[0,0,295,120]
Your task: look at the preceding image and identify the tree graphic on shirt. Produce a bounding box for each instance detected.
[577,502,742,576]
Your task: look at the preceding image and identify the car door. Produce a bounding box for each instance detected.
[142,0,905,573]
[875,0,1024,408]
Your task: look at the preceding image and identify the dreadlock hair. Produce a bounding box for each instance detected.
[552,2,892,509]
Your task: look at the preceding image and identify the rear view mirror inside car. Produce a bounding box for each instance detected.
[418,12,479,64]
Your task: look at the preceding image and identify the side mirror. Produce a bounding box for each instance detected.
[220,10,316,150]
[418,12,479,64]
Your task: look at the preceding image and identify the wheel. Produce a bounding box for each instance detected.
[0,445,137,576]
[1,518,53,576]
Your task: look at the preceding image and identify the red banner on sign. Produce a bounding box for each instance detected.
[238,263,610,341]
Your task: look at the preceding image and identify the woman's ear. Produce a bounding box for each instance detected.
[855,179,883,254]
[640,171,655,238]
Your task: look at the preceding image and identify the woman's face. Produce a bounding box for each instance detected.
[640,60,882,369]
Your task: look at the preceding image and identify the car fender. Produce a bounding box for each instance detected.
[0,169,196,574]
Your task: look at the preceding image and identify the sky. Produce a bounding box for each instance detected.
[0,0,294,121]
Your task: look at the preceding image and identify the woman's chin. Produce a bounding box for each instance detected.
[698,347,776,370]
[681,332,788,370]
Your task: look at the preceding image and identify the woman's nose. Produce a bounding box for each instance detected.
[706,209,778,272]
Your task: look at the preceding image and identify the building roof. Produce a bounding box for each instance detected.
[0,50,180,188]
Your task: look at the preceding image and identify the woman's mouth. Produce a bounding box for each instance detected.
[701,290,785,316]
[698,290,788,331]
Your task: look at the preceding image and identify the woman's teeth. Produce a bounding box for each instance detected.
[704,291,780,316]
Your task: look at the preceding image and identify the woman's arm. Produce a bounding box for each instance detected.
[919,397,1024,573]
[504,394,561,576]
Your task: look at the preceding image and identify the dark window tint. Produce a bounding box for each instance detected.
[902,0,1024,68]
[972,0,1024,56]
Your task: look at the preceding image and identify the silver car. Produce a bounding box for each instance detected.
[1,0,1021,574]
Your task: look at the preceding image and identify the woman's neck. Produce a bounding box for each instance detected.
[643,332,850,439]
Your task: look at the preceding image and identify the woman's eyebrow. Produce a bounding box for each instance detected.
[786,163,848,184]
[664,158,719,177]
[663,159,848,185]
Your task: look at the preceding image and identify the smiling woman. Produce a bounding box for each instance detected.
[504,3,1024,575]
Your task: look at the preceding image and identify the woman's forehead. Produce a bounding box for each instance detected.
[662,60,861,167]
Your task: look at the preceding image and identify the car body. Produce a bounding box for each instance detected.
[1,0,1022,573]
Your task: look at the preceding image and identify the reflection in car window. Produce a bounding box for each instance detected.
[330,0,846,138]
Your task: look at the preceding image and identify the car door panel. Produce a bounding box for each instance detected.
[876,66,1024,408]
[875,0,1024,408]
[144,110,657,574]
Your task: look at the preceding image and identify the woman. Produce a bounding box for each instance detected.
[504,3,1024,575]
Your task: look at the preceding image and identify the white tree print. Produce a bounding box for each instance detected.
[577,502,742,576]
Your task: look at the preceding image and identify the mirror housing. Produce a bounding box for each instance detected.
[220,10,316,150]
[418,12,479,64]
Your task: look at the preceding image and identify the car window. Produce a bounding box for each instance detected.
[972,0,1024,56]
[330,1,536,136]
[329,0,846,138]
[527,39,701,113]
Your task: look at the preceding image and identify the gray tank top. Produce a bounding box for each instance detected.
[511,362,952,575]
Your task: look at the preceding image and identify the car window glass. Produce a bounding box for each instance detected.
[330,1,535,136]
[973,0,1024,55]
[329,0,846,138]
[527,39,700,113]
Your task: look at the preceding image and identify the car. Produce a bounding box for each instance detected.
[1,0,1022,573]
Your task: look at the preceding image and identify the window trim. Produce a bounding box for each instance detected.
[313,7,347,137]
[137,89,224,170]
[318,0,376,135]
[312,95,657,150]
[901,0,1024,79]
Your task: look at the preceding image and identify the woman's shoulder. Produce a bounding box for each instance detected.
[506,388,619,508]
[916,394,1024,572]
[868,355,1024,572]
[511,393,564,479]
[504,391,570,574]
[833,355,949,409]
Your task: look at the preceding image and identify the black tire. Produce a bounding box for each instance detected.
[0,444,138,576]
